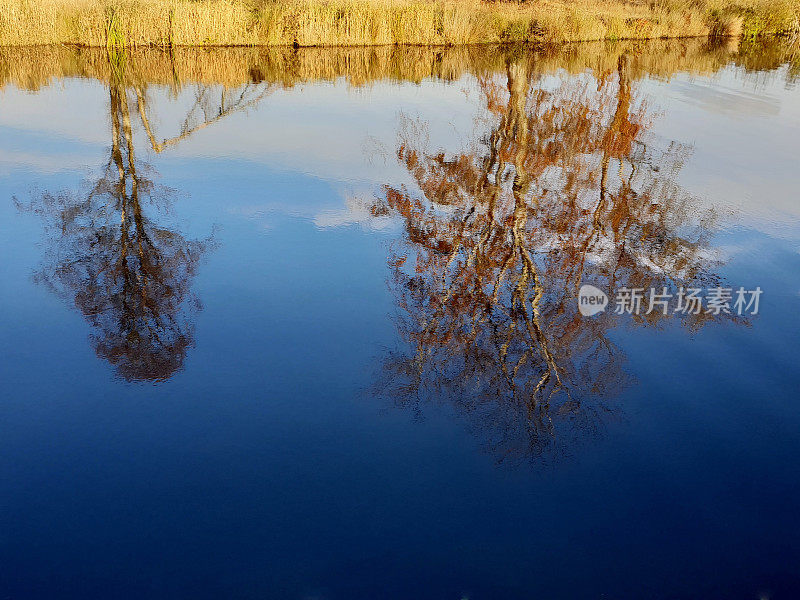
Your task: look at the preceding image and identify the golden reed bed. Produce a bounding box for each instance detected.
[0,0,798,47]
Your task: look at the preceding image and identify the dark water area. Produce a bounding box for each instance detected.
[1,40,799,598]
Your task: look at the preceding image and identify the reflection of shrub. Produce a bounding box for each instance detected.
[4,38,798,93]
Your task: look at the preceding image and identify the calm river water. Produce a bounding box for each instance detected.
[1,40,799,598]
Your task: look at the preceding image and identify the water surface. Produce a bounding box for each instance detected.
[1,40,800,599]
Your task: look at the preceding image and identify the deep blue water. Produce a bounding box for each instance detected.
[1,43,800,599]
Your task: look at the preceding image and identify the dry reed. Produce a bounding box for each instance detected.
[0,0,797,47]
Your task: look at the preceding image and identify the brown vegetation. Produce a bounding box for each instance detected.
[0,0,798,47]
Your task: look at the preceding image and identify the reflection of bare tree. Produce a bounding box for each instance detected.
[136,81,273,153]
[18,51,275,381]
[375,53,734,461]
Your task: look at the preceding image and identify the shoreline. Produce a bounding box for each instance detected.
[1,0,798,48]
[0,34,743,48]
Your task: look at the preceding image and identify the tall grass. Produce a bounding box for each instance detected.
[0,0,798,46]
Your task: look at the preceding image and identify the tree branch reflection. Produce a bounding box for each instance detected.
[20,50,274,381]
[375,52,739,462]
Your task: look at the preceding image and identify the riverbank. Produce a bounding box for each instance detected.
[0,0,798,47]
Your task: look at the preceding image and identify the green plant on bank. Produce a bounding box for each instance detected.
[739,0,800,39]
[106,6,126,49]
[704,0,800,39]
[106,21,127,86]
